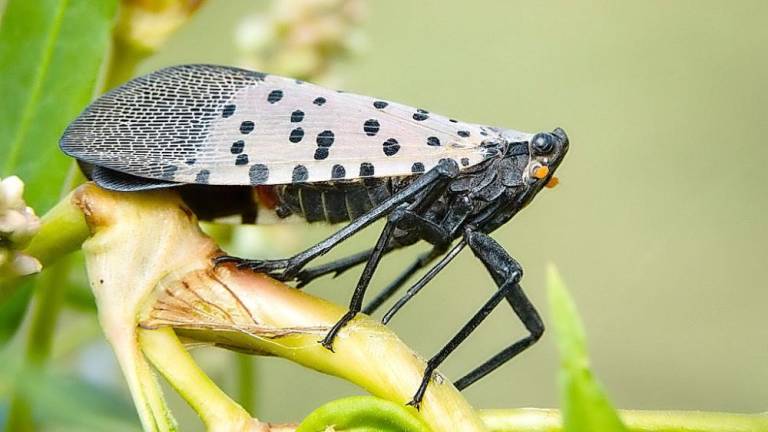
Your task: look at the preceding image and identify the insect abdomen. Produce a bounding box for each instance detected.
[274,180,393,224]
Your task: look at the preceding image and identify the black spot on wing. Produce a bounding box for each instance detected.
[359,162,374,177]
[426,136,440,147]
[235,154,249,165]
[314,148,329,160]
[314,130,335,160]
[316,130,335,147]
[382,138,400,156]
[364,119,380,136]
[411,162,425,173]
[291,110,304,122]
[373,100,388,109]
[292,165,309,182]
[222,104,236,118]
[458,130,470,138]
[289,127,304,143]
[267,89,283,103]
[230,140,245,154]
[195,169,210,184]
[331,164,346,179]
[313,97,326,106]
[249,164,269,185]
[240,121,255,134]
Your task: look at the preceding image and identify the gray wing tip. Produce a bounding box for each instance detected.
[59,63,271,181]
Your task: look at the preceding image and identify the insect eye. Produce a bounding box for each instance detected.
[531,133,555,155]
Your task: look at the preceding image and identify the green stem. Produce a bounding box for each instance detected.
[235,353,256,416]
[139,327,254,431]
[0,188,88,304]
[479,408,768,432]
[23,189,88,268]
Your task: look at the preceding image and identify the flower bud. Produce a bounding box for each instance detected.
[0,176,42,278]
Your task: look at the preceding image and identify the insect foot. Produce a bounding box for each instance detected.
[213,255,295,280]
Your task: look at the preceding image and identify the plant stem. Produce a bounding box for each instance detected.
[155,270,489,432]
[22,190,88,269]
[0,189,87,305]
[479,408,768,432]
[139,327,255,431]
[235,353,257,416]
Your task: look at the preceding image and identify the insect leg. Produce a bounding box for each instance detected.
[407,272,518,409]
[365,195,475,316]
[361,248,441,315]
[319,206,401,350]
[452,230,543,391]
[294,248,376,288]
[293,169,458,288]
[214,160,459,279]
[407,229,542,408]
[381,240,467,324]
[321,179,460,348]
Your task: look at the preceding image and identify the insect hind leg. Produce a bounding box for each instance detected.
[453,230,544,390]
[406,229,543,409]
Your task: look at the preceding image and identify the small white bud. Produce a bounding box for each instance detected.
[10,253,42,277]
[0,176,25,210]
[0,176,42,278]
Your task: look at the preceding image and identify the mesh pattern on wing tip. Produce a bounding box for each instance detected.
[60,64,265,180]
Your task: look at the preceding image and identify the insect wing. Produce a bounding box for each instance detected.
[61,64,495,186]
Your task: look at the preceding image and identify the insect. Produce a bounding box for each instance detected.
[60,64,569,408]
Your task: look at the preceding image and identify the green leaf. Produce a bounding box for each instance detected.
[547,264,628,432]
[296,396,429,432]
[0,0,118,212]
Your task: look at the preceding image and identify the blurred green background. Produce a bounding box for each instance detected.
[6,0,768,429]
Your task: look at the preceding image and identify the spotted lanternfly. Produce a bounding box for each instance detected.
[60,64,569,408]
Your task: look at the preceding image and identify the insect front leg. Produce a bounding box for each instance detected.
[295,206,457,312]
[381,240,467,324]
[320,180,459,349]
[405,229,543,409]
[377,195,475,322]
[362,247,442,315]
[294,248,377,288]
[214,160,459,280]
[319,206,402,350]
[293,199,452,288]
